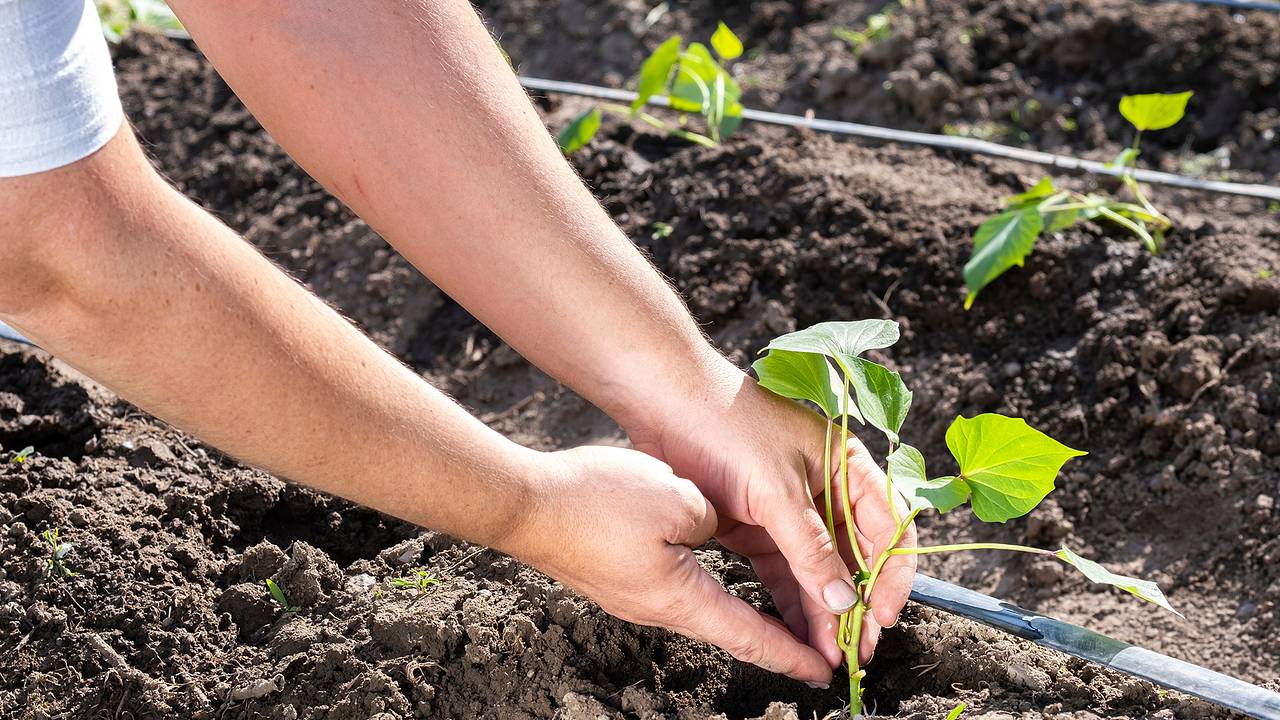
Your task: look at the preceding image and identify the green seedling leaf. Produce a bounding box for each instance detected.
[964,206,1043,309]
[846,358,912,443]
[760,320,900,367]
[1119,91,1193,132]
[945,414,1087,522]
[265,578,297,612]
[1056,546,1180,616]
[887,444,970,513]
[945,703,967,720]
[557,108,601,155]
[670,43,741,114]
[633,36,683,112]
[11,446,35,464]
[1004,177,1055,207]
[1043,207,1079,233]
[651,221,673,240]
[1106,147,1139,171]
[710,22,744,60]
[752,349,849,421]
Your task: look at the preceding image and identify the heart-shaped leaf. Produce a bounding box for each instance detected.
[710,22,744,60]
[1004,177,1055,207]
[887,444,970,513]
[752,349,851,421]
[557,108,602,154]
[847,358,912,443]
[632,36,683,112]
[760,320,900,369]
[1119,91,1193,132]
[945,414,1087,522]
[1056,546,1180,616]
[964,206,1043,310]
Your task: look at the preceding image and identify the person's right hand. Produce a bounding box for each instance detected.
[503,445,835,687]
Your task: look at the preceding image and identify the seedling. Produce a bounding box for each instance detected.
[833,1,914,56]
[964,92,1192,309]
[945,704,966,720]
[389,568,441,594]
[96,0,184,43]
[651,221,674,240]
[753,319,1177,714]
[41,528,75,578]
[10,446,35,464]
[264,578,298,613]
[558,23,744,153]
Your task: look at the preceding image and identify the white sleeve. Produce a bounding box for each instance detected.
[0,0,124,177]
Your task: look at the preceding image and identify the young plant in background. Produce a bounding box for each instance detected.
[41,528,75,579]
[10,446,35,464]
[558,22,745,153]
[390,568,441,594]
[96,0,184,43]
[265,578,298,613]
[752,319,1178,714]
[963,91,1192,309]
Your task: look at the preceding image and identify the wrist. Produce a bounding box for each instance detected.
[605,342,747,440]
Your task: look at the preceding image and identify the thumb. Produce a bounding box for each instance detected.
[756,486,860,615]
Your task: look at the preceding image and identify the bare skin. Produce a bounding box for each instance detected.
[0,0,914,686]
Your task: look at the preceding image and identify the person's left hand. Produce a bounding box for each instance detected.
[625,367,917,670]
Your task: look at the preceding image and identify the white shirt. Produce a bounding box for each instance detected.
[0,0,123,177]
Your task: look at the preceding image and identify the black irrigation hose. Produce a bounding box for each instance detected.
[1156,0,1280,11]
[519,76,1280,202]
[912,574,1280,720]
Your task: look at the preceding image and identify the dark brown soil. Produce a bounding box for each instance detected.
[480,0,1280,179]
[2,6,1278,718]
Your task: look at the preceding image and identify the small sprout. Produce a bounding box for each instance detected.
[42,528,75,578]
[1267,201,1280,214]
[962,91,1192,308]
[97,0,184,43]
[651,221,674,240]
[559,23,744,154]
[389,568,441,594]
[833,10,895,55]
[754,319,1177,713]
[10,446,35,464]
[1258,268,1274,279]
[945,703,967,720]
[265,578,298,612]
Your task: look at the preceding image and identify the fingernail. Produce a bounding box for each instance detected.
[806,681,830,690]
[822,579,858,613]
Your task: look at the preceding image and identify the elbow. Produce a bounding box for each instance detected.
[0,177,64,321]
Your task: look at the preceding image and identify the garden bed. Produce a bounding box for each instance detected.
[1,5,1278,718]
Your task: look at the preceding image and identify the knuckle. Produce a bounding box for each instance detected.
[792,516,839,571]
[724,634,768,666]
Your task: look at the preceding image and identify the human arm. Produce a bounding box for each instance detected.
[0,126,831,684]
[162,0,915,667]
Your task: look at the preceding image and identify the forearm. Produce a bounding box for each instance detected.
[0,129,535,549]
[167,0,740,431]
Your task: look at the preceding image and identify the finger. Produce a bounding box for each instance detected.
[754,463,861,616]
[858,612,881,665]
[669,548,834,687]
[748,552,809,642]
[664,476,720,549]
[861,505,917,629]
[840,436,917,628]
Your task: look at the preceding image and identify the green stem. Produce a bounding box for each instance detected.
[823,420,836,541]
[839,378,869,575]
[846,602,866,714]
[599,103,717,148]
[888,542,1053,557]
[886,438,901,527]
[1095,205,1158,254]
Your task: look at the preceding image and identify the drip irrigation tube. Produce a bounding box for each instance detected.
[0,321,28,345]
[911,574,1280,719]
[518,76,1280,202]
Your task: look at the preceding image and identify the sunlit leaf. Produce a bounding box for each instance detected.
[632,36,683,112]
[761,320,899,363]
[847,358,912,443]
[1119,91,1193,132]
[945,703,967,720]
[557,108,601,154]
[710,22,744,60]
[887,444,970,513]
[751,349,850,421]
[1004,177,1055,207]
[1042,207,1079,233]
[670,43,740,114]
[1056,546,1180,616]
[945,414,1087,522]
[963,206,1043,309]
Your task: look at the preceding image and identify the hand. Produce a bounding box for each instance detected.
[626,368,917,669]
[505,445,835,685]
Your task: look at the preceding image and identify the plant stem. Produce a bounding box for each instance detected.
[846,602,865,714]
[599,103,717,148]
[888,542,1053,557]
[886,438,901,527]
[823,420,836,541]
[839,378,869,576]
